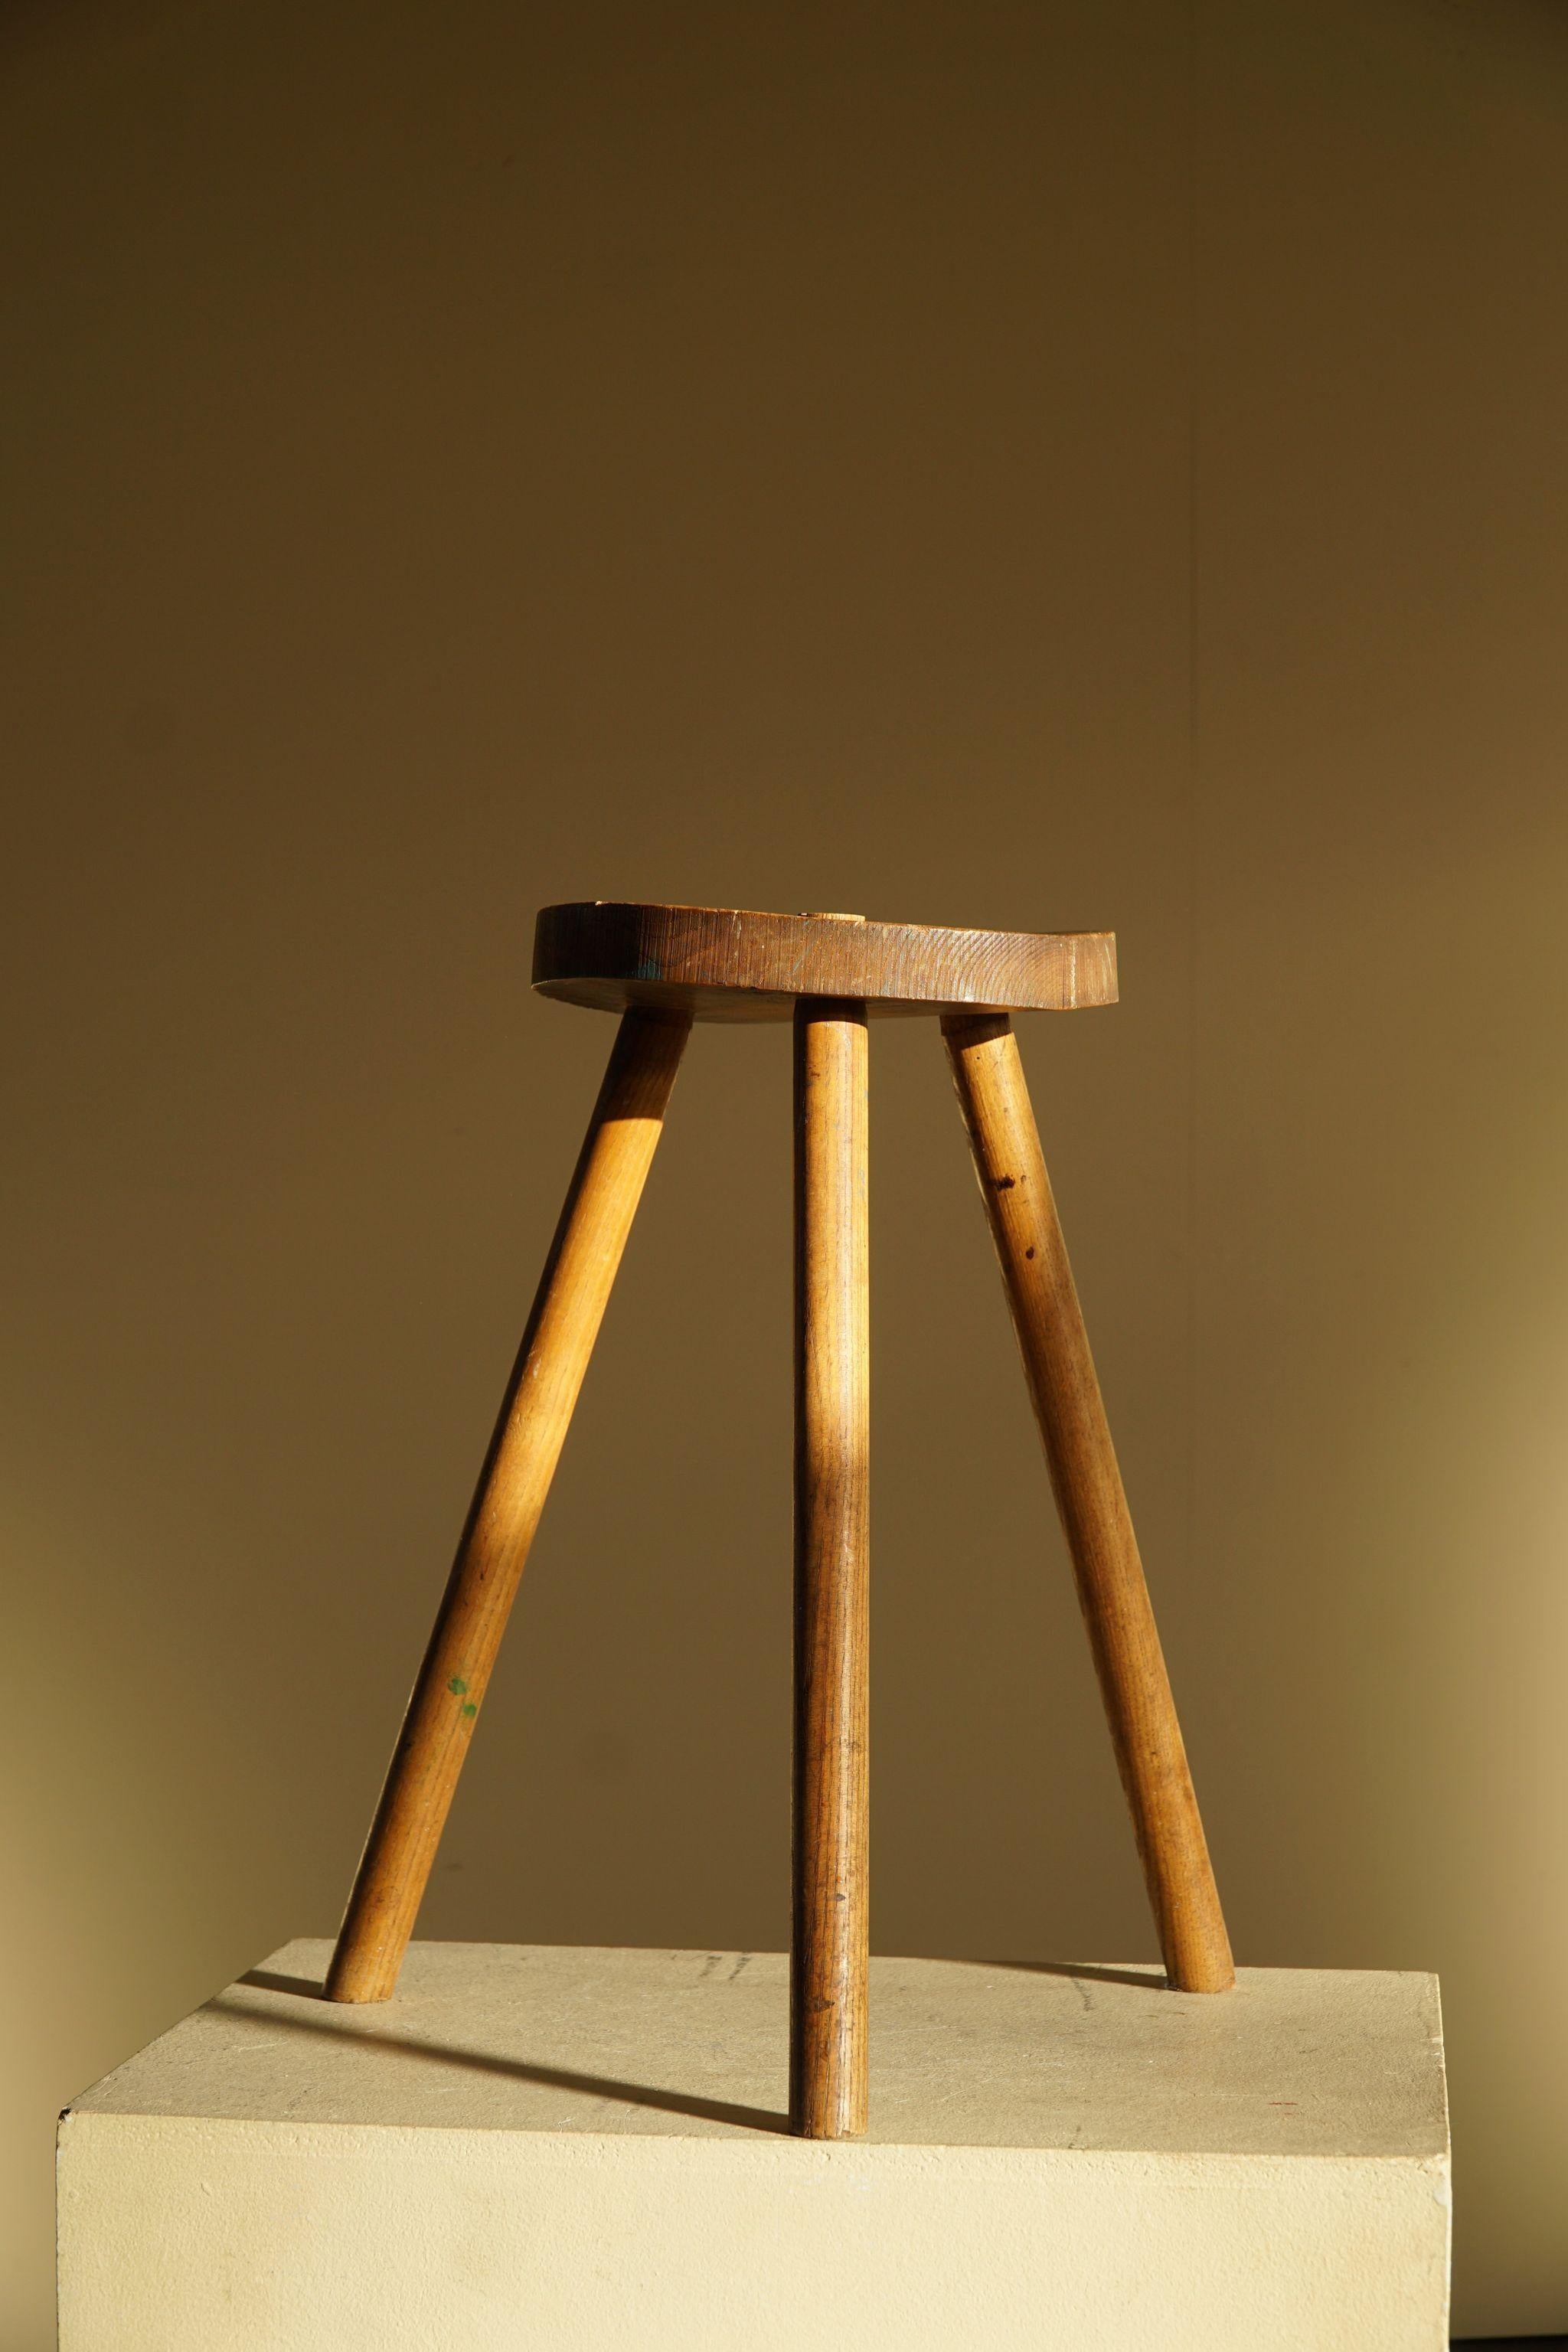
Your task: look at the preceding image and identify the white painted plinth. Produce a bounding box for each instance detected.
[59,1942,1449,2350]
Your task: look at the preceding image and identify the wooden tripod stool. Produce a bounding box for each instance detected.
[326,902,1233,2141]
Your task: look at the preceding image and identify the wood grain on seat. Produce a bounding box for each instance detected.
[532,902,1117,1021]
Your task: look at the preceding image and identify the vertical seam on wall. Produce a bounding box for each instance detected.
[1184,0,1200,1615]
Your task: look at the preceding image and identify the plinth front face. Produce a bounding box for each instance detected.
[60,1942,1451,2351]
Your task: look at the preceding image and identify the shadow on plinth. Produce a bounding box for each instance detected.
[231,1969,791,2135]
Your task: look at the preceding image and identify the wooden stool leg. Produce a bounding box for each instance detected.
[791,999,871,2135]
[326,1008,691,2004]
[940,1013,1233,1994]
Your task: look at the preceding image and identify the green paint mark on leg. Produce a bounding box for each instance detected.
[448,1675,468,1697]
[462,1701,477,1718]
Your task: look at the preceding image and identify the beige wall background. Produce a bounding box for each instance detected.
[5,0,1567,2338]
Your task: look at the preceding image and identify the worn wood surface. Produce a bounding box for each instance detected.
[941,1013,1234,1995]
[534,902,1117,1021]
[326,1008,691,2004]
[791,1000,871,2136]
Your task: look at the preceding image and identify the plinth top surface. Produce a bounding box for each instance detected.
[532,903,1118,1021]
[72,1942,1447,2159]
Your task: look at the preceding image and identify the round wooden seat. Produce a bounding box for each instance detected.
[532,901,1118,1021]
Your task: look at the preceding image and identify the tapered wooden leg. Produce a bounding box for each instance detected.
[791,1000,871,2136]
[941,1013,1233,1994]
[326,1008,691,2004]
